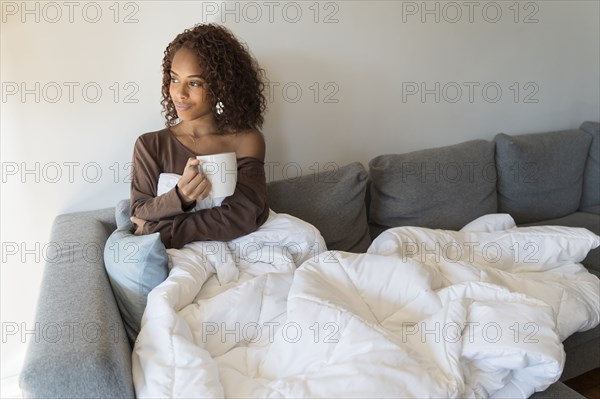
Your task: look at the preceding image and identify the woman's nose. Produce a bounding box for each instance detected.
[173,84,188,99]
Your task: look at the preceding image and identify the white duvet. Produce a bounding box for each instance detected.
[132,213,600,398]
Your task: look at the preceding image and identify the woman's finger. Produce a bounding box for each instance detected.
[130,216,147,235]
[180,157,200,184]
[193,178,212,201]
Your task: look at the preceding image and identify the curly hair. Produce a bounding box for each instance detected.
[161,24,267,132]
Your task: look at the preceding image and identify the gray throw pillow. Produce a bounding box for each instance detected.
[368,140,497,234]
[104,203,169,344]
[115,198,132,228]
[267,162,371,253]
[494,129,592,224]
[579,121,600,213]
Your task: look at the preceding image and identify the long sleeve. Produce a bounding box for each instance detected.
[130,135,192,221]
[142,157,270,249]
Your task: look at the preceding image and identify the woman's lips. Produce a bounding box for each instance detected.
[175,103,191,111]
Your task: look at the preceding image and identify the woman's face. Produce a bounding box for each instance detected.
[169,47,214,123]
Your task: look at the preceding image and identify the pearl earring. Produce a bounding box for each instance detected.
[216,101,224,115]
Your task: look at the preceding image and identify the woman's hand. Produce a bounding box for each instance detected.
[131,216,147,235]
[177,157,211,206]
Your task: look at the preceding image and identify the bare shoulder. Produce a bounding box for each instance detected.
[232,129,265,161]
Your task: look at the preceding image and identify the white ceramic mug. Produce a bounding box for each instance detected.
[196,152,237,198]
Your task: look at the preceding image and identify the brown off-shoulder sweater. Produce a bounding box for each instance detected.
[130,128,270,249]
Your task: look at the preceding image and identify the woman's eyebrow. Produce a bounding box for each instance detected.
[170,70,205,79]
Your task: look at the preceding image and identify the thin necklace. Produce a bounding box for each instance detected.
[188,135,201,150]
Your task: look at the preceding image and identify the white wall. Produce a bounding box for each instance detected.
[1,0,599,393]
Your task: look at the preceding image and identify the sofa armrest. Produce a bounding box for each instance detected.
[19,208,135,398]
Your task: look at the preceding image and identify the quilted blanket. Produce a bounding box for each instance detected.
[132,213,600,398]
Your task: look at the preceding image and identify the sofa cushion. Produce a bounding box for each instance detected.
[494,130,592,224]
[562,322,600,353]
[581,205,600,215]
[529,382,585,399]
[368,140,497,236]
[104,202,169,344]
[267,162,371,253]
[580,121,600,213]
[520,212,600,273]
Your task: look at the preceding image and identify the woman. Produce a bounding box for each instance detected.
[130,23,269,249]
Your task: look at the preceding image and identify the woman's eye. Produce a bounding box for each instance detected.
[170,77,178,83]
[190,81,203,88]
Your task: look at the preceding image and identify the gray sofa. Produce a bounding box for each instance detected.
[20,122,599,398]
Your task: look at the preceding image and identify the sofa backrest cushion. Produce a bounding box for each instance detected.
[580,121,600,214]
[368,140,497,236]
[267,161,371,253]
[494,129,592,224]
